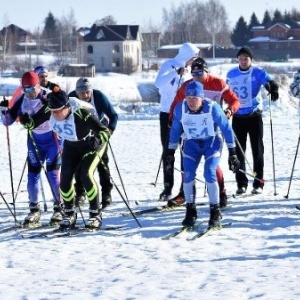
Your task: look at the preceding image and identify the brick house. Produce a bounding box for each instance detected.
[248,20,300,60]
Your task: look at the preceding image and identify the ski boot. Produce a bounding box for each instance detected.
[182,203,197,227]
[168,191,185,207]
[23,203,41,227]
[158,189,171,201]
[208,204,222,228]
[86,210,102,229]
[59,210,77,229]
[50,202,64,226]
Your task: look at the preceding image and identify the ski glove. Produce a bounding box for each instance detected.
[99,129,111,145]
[0,99,9,107]
[165,149,175,175]
[20,113,35,131]
[228,148,240,173]
[265,80,279,101]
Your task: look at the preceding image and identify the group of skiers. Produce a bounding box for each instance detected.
[155,44,281,228]
[1,47,300,230]
[0,68,118,229]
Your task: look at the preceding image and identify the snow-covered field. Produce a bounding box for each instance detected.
[1,62,300,299]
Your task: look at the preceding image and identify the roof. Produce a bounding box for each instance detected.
[83,24,140,42]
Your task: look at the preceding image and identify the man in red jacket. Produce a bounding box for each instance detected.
[168,57,240,208]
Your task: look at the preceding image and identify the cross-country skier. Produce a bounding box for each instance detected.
[168,57,240,208]
[226,47,279,195]
[48,88,111,229]
[167,81,240,227]
[154,42,199,202]
[68,77,118,209]
[0,71,62,226]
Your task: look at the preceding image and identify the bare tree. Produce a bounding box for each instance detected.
[204,0,228,59]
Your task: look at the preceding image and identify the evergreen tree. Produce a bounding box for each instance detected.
[231,17,250,47]
[248,13,260,29]
[42,12,59,45]
[262,10,272,27]
[273,9,284,22]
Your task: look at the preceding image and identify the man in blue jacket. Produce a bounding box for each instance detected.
[68,78,118,209]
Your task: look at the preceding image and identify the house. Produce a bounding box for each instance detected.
[0,24,32,53]
[80,24,142,73]
[248,20,300,61]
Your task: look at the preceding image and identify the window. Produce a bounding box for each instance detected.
[113,44,119,53]
[87,45,93,54]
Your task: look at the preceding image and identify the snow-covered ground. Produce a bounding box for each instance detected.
[1,62,300,299]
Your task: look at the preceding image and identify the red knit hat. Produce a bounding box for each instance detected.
[21,71,39,87]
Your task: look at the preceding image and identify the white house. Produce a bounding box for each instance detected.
[81,24,142,73]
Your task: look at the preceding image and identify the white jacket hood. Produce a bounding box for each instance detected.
[174,43,199,67]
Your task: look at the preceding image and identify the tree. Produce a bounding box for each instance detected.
[204,0,229,59]
[262,10,272,27]
[231,17,250,47]
[273,9,284,22]
[42,12,60,47]
[95,15,117,26]
[248,13,260,28]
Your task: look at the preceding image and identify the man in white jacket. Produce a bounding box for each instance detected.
[154,42,199,201]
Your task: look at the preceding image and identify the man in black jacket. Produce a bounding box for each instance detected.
[69,78,118,209]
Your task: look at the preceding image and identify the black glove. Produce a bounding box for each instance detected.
[265,80,279,101]
[0,99,9,107]
[165,149,175,174]
[86,136,100,151]
[228,148,240,173]
[19,113,35,130]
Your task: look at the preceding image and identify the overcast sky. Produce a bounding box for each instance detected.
[1,0,299,32]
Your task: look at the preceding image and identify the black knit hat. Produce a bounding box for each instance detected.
[191,57,208,72]
[48,88,69,110]
[237,47,253,60]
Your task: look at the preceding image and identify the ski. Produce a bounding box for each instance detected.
[123,202,206,217]
[21,225,125,239]
[162,221,205,240]
[187,222,232,241]
[232,193,254,199]
[0,222,54,235]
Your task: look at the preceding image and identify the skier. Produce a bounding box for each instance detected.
[167,81,240,227]
[168,57,240,208]
[48,88,111,229]
[290,69,300,98]
[33,65,59,92]
[155,42,200,202]
[226,47,279,195]
[68,77,118,209]
[0,71,62,226]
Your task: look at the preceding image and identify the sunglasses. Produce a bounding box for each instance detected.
[23,86,36,93]
[191,70,204,77]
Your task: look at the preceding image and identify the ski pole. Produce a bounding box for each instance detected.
[174,167,205,184]
[151,154,163,187]
[97,143,142,228]
[234,132,254,175]
[110,174,142,228]
[4,111,17,223]
[39,174,48,212]
[14,158,27,203]
[284,133,300,199]
[268,93,278,196]
[108,142,137,205]
[238,169,265,184]
[0,191,20,225]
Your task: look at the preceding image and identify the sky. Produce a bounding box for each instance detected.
[1,0,299,32]
[1,62,300,299]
